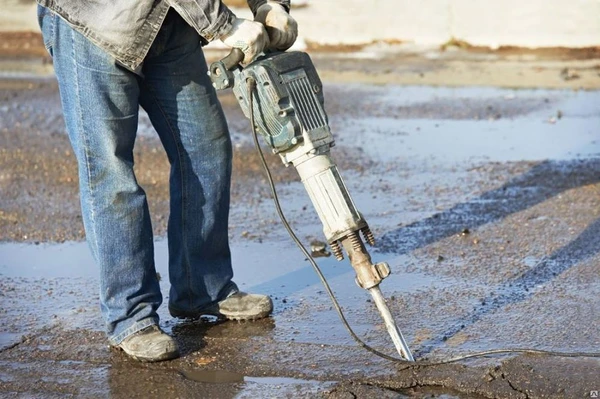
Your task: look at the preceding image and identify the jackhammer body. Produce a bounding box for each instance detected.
[209,50,414,361]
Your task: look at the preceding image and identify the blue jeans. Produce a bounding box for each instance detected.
[38,8,238,344]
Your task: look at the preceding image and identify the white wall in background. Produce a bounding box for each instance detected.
[3,0,599,48]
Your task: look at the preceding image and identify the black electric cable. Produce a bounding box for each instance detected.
[245,79,600,368]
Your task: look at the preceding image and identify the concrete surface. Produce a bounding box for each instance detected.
[1,48,599,397]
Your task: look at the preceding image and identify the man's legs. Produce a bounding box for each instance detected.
[138,10,237,315]
[38,8,163,345]
[39,5,271,362]
[138,10,272,319]
[140,10,237,314]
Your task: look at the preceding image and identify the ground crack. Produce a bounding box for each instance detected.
[501,372,530,399]
[0,338,25,353]
[0,326,57,355]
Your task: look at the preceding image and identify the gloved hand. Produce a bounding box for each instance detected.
[220,17,269,64]
[254,1,298,51]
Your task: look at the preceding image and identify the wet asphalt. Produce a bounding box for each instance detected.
[1,55,600,398]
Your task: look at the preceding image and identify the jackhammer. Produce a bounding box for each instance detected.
[209,49,414,361]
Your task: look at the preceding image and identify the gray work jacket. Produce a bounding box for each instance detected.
[37,0,290,71]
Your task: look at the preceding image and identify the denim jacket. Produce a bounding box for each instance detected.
[37,0,291,71]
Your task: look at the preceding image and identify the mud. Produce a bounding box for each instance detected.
[1,44,600,398]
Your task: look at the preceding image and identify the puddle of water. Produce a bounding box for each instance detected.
[180,369,332,386]
[180,369,469,399]
[179,369,341,399]
[246,376,330,385]
[0,240,174,279]
[339,117,600,164]
[330,85,600,165]
[0,237,458,352]
[0,332,22,350]
[181,369,244,383]
[0,239,310,286]
[333,84,600,119]
[0,241,97,278]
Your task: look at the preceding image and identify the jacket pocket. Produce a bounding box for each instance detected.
[37,5,56,57]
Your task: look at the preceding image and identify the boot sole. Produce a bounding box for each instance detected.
[111,345,180,362]
[170,306,272,321]
[218,309,272,321]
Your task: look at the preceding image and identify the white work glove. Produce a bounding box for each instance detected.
[220,17,269,64]
[254,1,298,51]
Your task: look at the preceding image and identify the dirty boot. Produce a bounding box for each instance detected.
[213,292,273,320]
[171,292,273,321]
[113,325,179,362]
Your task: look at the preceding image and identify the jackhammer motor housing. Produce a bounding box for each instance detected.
[211,51,370,249]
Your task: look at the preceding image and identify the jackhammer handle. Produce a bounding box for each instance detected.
[209,48,244,90]
[221,48,245,70]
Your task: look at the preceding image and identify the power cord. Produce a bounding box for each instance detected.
[245,78,600,368]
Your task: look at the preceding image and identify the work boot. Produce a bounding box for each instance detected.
[113,325,179,362]
[171,292,273,321]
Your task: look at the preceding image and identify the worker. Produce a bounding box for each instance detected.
[36,0,298,362]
